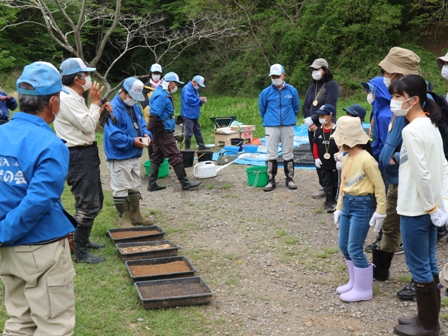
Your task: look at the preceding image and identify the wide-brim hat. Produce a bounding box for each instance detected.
[309,58,329,69]
[436,51,448,69]
[378,47,420,75]
[332,116,370,148]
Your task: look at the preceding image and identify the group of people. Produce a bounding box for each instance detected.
[260,47,448,336]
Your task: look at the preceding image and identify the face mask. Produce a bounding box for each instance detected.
[81,75,91,92]
[152,74,161,82]
[312,70,322,81]
[319,117,328,125]
[170,85,178,94]
[271,78,283,87]
[124,97,137,106]
[441,65,448,80]
[367,93,374,105]
[193,85,200,90]
[390,97,414,116]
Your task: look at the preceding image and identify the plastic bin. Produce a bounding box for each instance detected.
[143,158,169,178]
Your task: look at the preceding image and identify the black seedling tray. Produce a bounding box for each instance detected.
[116,240,179,261]
[125,256,196,282]
[108,226,165,244]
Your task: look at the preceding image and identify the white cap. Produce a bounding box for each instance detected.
[123,77,145,101]
[193,75,205,87]
[150,63,162,73]
[269,64,284,76]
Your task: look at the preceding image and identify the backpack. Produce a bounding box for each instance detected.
[427,91,448,160]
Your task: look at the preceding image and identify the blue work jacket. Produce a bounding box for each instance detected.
[259,83,300,127]
[180,81,203,119]
[149,86,176,131]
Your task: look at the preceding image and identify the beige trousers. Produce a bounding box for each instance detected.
[0,238,76,336]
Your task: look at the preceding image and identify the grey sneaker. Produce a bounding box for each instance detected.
[395,243,404,255]
[312,188,325,199]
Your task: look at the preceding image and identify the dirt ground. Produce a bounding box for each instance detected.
[102,156,448,336]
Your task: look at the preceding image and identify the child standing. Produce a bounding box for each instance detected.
[332,116,387,302]
[313,104,339,213]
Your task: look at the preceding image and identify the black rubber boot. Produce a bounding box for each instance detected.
[86,226,105,249]
[263,160,277,192]
[397,279,416,301]
[372,249,394,281]
[113,197,132,228]
[74,226,106,264]
[185,138,191,150]
[196,134,207,150]
[173,163,201,190]
[394,281,440,336]
[147,162,166,192]
[128,192,153,225]
[283,159,297,190]
[365,229,383,252]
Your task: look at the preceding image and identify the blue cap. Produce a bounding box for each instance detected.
[60,58,96,76]
[123,77,145,101]
[193,75,205,87]
[316,104,336,115]
[17,61,67,96]
[343,104,367,121]
[361,81,376,94]
[163,72,184,84]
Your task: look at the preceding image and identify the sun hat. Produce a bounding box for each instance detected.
[361,81,376,95]
[150,63,162,73]
[332,116,370,148]
[59,58,96,76]
[123,77,145,101]
[17,61,67,96]
[315,104,336,115]
[163,72,184,84]
[378,47,420,75]
[343,104,367,121]
[309,58,329,69]
[193,75,205,87]
[439,263,448,288]
[436,51,448,69]
[269,64,284,76]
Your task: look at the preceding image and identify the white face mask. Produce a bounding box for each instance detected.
[390,97,414,116]
[152,74,161,82]
[124,97,137,106]
[271,78,283,87]
[383,77,391,88]
[367,93,374,105]
[312,70,322,81]
[170,85,178,94]
[81,75,91,92]
[319,117,328,125]
[441,65,448,80]
[193,85,200,90]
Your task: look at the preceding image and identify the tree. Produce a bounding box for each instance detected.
[0,0,243,97]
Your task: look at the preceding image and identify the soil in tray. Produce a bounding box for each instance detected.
[120,244,173,254]
[110,230,160,239]
[139,282,208,298]
[129,260,190,276]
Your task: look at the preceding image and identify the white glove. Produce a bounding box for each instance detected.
[304,117,313,127]
[429,208,448,227]
[315,158,322,168]
[369,212,387,232]
[334,151,344,162]
[336,161,342,171]
[334,210,341,229]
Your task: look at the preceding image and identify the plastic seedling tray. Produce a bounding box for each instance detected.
[134,276,213,309]
[116,240,179,261]
[108,226,165,244]
[126,256,196,282]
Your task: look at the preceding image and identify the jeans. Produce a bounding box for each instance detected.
[338,194,375,268]
[400,214,438,282]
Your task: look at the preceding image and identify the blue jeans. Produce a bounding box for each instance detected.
[338,194,375,268]
[400,215,438,282]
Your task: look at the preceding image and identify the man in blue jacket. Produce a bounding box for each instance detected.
[181,75,207,150]
[0,61,76,335]
[259,64,300,192]
[104,77,153,227]
[0,90,17,124]
[147,72,201,191]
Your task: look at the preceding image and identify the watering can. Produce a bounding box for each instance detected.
[216,151,246,165]
[193,155,246,179]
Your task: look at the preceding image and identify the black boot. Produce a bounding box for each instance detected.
[74,226,106,264]
[263,160,277,192]
[86,226,105,249]
[147,161,166,192]
[372,249,394,281]
[185,138,191,150]
[394,281,440,336]
[365,229,383,252]
[397,279,416,301]
[283,159,297,190]
[196,134,207,150]
[128,192,153,225]
[113,197,132,228]
[173,163,201,190]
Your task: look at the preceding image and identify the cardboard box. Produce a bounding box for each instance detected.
[230,125,256,132]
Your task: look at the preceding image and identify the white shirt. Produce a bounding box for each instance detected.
[54,86,100,147]
[397,117,448,216]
